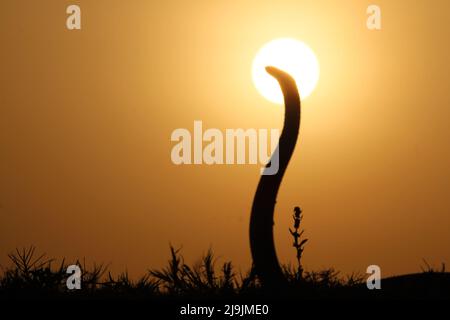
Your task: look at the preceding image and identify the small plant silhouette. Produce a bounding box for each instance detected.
[420,259,446,273]
[289,206,308,280]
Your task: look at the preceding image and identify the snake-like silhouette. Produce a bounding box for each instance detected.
[250,66,301,289]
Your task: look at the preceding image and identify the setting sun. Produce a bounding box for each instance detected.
[252,38,320,104]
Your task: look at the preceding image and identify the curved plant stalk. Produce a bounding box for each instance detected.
[249,66,301,289]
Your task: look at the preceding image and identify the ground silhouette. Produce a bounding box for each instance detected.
[1,246,449,300]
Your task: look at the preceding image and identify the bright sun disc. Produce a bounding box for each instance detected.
[252,38,320,104]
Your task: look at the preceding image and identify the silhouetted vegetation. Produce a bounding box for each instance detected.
[289,206,308,279]
[2,245,449,300]
[0,245,370,300]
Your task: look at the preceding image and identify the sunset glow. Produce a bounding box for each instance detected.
[252,38,320,103]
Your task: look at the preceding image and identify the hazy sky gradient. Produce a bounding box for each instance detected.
[1,0,449,278]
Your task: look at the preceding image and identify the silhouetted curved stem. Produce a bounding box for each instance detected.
[249,66,301,289]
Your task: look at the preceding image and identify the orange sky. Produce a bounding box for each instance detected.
[1,0,449,278]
